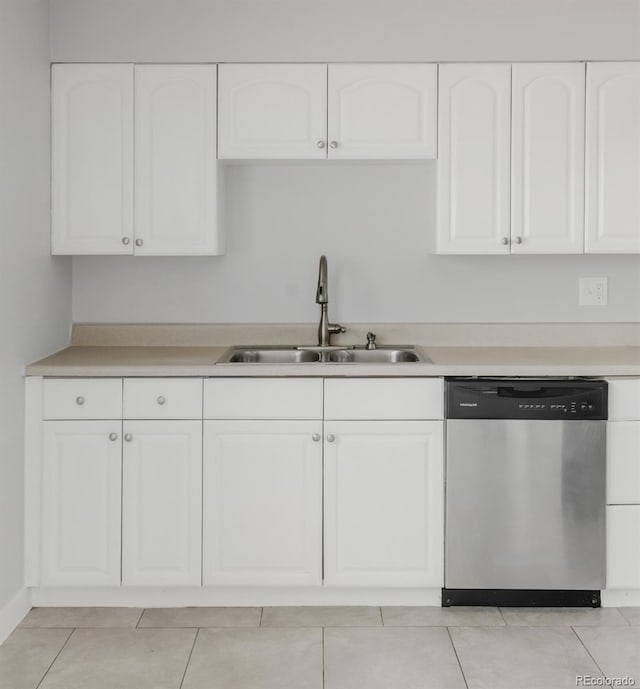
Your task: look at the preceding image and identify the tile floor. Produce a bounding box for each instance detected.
[0,606,638,689]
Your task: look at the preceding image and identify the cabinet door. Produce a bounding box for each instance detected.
[437,64,512,254]
[52,64,133,255]
[511,63,585,254]
[607,422,640,505]
[203,420,322,585]
[42,421,122,586]
[324,420,444,587]
[135,65,221,256]
[586,63,640,253]
[607,505,640,589]
[122,420,202,586]
[218,64,327,159]
[327,64,437,159]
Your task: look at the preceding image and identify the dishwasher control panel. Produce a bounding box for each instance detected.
[446,378,608,420]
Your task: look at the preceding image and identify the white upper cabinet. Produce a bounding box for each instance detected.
[437,64,512,254]
[586,63,640,253]
[135,65,221,255]
[52,63,222,256]
[218,64,328,159]
[52,64,134,255]
[511,63,585,254]
[327,64,437,159]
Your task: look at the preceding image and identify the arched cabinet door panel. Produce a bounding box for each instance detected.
[511,63,585,254]
[134,65,221,256]
[218,64,327,159]
[437,64,511,255]
[586,62,640,253]
[52,64,133,255]
[327,64,437,159]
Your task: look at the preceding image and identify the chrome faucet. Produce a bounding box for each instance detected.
[315,255,346,347]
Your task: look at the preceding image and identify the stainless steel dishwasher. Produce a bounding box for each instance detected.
[443,378,608,607]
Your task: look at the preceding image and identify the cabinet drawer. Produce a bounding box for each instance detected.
[606,505,640,589]
[43,379,122,419]
[608,378,640,420]
[607,421,640,505]
[324,378,444,420]
[204,378,323,419]
[123,378,203,419]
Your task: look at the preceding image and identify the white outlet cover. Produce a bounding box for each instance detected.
[579,277,608,306]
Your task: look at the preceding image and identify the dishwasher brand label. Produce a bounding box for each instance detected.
[459,402,478,407]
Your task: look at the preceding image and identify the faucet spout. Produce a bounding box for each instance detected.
[316,255,328,304]
[314,255,346,347]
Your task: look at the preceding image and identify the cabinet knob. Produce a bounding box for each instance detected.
[135,238,143,247]
[109,432,118,441]
[312,433,321,442]
[514,236,523,244]
[501,237,509,245]
[329,141,338,149]
[124,433,133,442]
[122,237,130,245]
[157,396,166,405]
[75,396,85,406]
[316,140,326,149]
[326,434,335,443]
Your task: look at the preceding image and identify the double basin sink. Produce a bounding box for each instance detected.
[217,345,427,365]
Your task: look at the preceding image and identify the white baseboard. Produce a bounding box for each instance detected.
[601,589,640,607]
[30,586,442,608]
[0,588,31,644]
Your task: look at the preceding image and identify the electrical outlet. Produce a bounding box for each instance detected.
[579,277,608,306]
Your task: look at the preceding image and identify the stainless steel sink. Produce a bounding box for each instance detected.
[217,345,427,364]
[217,347,320,364]
[328,348,424,363]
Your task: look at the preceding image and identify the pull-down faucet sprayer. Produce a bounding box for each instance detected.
[315,255,345,347]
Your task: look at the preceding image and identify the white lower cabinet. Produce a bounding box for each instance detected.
[122,420,202,586]
[606,506,640,589]
[203,419,323,586]
[605,378,640,594]
[323,420,444,587]
[32,375,446,593]
[41,421,122,586]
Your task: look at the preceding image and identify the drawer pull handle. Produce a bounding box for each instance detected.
[75,396,85,406]
[326,434,335,443]
[109,432,118,441]
[157,396,166,405]
[124,433,133,442]
[312,433,321,442]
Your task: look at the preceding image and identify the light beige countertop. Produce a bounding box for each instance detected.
[26,344,640,377]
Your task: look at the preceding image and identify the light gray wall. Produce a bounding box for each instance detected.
[73,162,640,324]
[50,0,640,63]
[0,0,72,611]
[55,0,640,324]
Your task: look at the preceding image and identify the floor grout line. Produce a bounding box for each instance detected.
[135,609,145,628]
[616,607,633,626]
[497,607,508,625]
[378,607,384,626]
[178,628,199,689]
[35,628,75,689]
[571,625,607,680]
[445,626,469,689]
[259,607,264,627]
